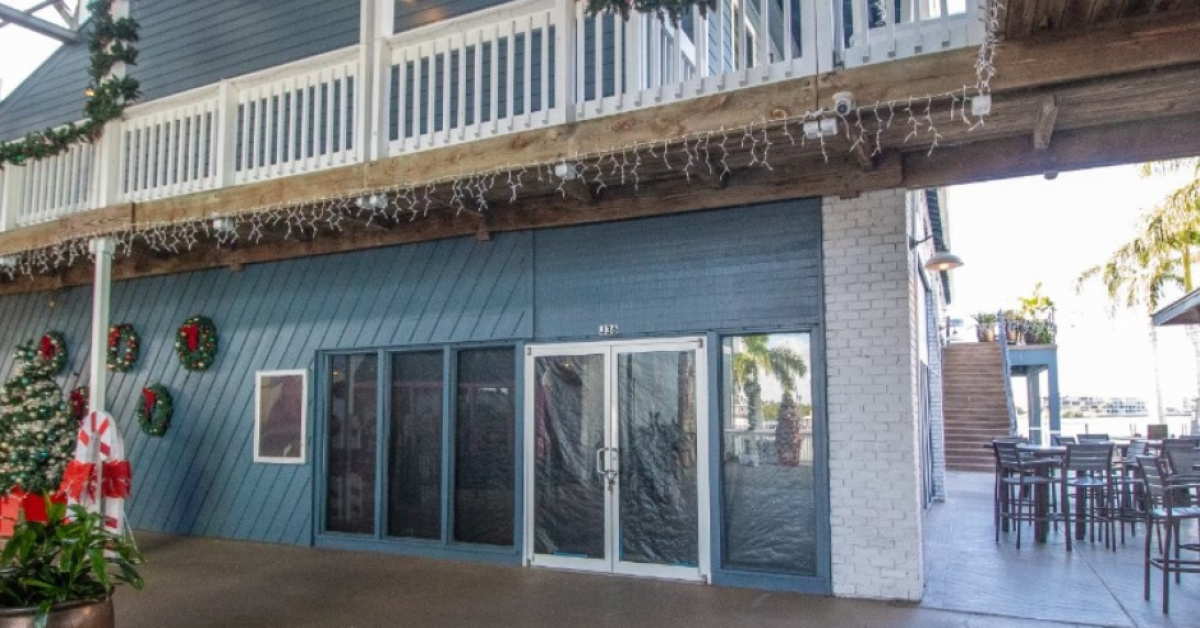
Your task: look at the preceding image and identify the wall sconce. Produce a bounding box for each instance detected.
[909,235,964,272]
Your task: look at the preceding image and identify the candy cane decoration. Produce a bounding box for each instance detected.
[59,410,129,534]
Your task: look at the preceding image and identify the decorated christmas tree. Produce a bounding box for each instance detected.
[0,344,76,495]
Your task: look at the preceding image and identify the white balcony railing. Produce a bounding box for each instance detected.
[0,0,983,234]
[843,0,975,68]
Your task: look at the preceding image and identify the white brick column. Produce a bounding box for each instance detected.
[823,189,924,601]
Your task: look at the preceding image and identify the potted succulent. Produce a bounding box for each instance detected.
[1001,310,1025,344]
[972,312,997,342]
[0,499,144,628]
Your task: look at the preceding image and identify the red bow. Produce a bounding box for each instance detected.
[101,461,132,499]
[60,460,96,500]
[142,388,157,417]
[183,323,199,351]
[40,335,55,359]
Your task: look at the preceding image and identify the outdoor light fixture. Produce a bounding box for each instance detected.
[971,94,992,117]
[909,235,964,272]
[554,162,579,181]
[211,212,235,233]
[803,118,839,140]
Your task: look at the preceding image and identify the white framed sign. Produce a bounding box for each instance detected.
[254,369,308,464]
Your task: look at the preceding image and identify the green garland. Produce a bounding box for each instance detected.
[106,323,139,372]
[37,331,68,375]
[0,0,140,169]
[586,0,715,25]
[136,384,172,436]
[176,316,217,371]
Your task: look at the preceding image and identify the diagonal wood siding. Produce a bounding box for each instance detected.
[0,201,822,545]
[0,234,533,544]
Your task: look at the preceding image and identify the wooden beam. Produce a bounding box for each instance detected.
[902,109,1200,188]
[560,178,600,204]
[851,135,876,171]
[0,154,902,296]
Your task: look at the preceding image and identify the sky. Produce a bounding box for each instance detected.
[946,167,1199,411]
[0,0,66,100]
[1,4,1198,412]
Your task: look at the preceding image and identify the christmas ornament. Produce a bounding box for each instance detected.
[106,323,140,372]
[176,316,217,371]
[68,386,89,422]
[0,343,75,495]
[37,331,68,374]
[136,384,173,436]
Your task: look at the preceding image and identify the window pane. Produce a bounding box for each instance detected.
[388,351,444,540]
[326,354,378,535]
[454,348,516,546]
[721,334,817,574]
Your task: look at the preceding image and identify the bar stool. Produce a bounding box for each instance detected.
[1061,442,1116,552]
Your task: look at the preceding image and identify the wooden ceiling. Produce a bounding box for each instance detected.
[1002,0,1199,39]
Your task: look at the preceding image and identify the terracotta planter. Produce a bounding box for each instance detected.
[0,599,113,628]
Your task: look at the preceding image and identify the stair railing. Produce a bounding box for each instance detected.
[996,310,1018,437]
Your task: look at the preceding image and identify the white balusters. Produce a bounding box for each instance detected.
[385,0,562,156]
[843,0,976,69]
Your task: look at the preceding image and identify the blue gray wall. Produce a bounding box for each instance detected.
[0,0,360,141]
[0,199,820,544]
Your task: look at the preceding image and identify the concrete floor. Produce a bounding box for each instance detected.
[109,471,1198,628]
[924,471,1199,628]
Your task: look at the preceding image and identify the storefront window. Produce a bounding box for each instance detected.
[325,353,378,535]
[720,333,817,574]
[388,351,444,539]
[454,348,516,546]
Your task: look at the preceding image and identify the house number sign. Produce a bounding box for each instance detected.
[599,324,619,336]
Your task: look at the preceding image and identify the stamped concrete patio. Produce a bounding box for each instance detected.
[110,471,1196,628]
[924,471,1199,628]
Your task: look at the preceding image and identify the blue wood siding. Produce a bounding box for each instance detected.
[0,25,92,142]
[0,0,359,142]
[0,235,533,544]
[0,199,820,545]
[533,199,822,339]
[394,0,509,33]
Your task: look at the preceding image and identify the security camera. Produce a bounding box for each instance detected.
[832,91,856,116]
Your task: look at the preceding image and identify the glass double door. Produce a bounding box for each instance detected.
[524,338,709,581]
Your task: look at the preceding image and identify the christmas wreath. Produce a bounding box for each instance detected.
[69,386,90,422]
[107,323,140,372]
[177,316,218,371]
[136,384,173,436]
[37,331,68,374]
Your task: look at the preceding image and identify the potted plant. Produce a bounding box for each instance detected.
[0,499,144,628]
[1001,310,1025,344]
[972,312,997,342]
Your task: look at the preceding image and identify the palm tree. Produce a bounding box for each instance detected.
[1078,158,1200,433]
[731,335,808,430]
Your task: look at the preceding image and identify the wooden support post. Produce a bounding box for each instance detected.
[561,178,600,203]
[88,237,114,416]
[851,135,877,171]
[1033,94,1059,179]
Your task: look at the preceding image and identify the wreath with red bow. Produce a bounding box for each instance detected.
[107,323,139,372]
[177,316,218,371]
[68,386,89,422]
[136,384,173,436]
[37,331,68,374]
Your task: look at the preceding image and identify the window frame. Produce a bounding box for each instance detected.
[314,341,524,564]
[253,369,309,465]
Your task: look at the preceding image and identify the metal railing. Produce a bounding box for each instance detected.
[0,0,983,232]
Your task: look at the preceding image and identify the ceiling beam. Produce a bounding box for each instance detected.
[0,2,78,43]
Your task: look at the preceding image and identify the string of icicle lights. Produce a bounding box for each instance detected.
[0,1,1002,280]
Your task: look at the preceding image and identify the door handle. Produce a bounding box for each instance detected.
[596,447,607,476]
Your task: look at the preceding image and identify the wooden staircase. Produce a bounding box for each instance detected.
[943,343,1012,472]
